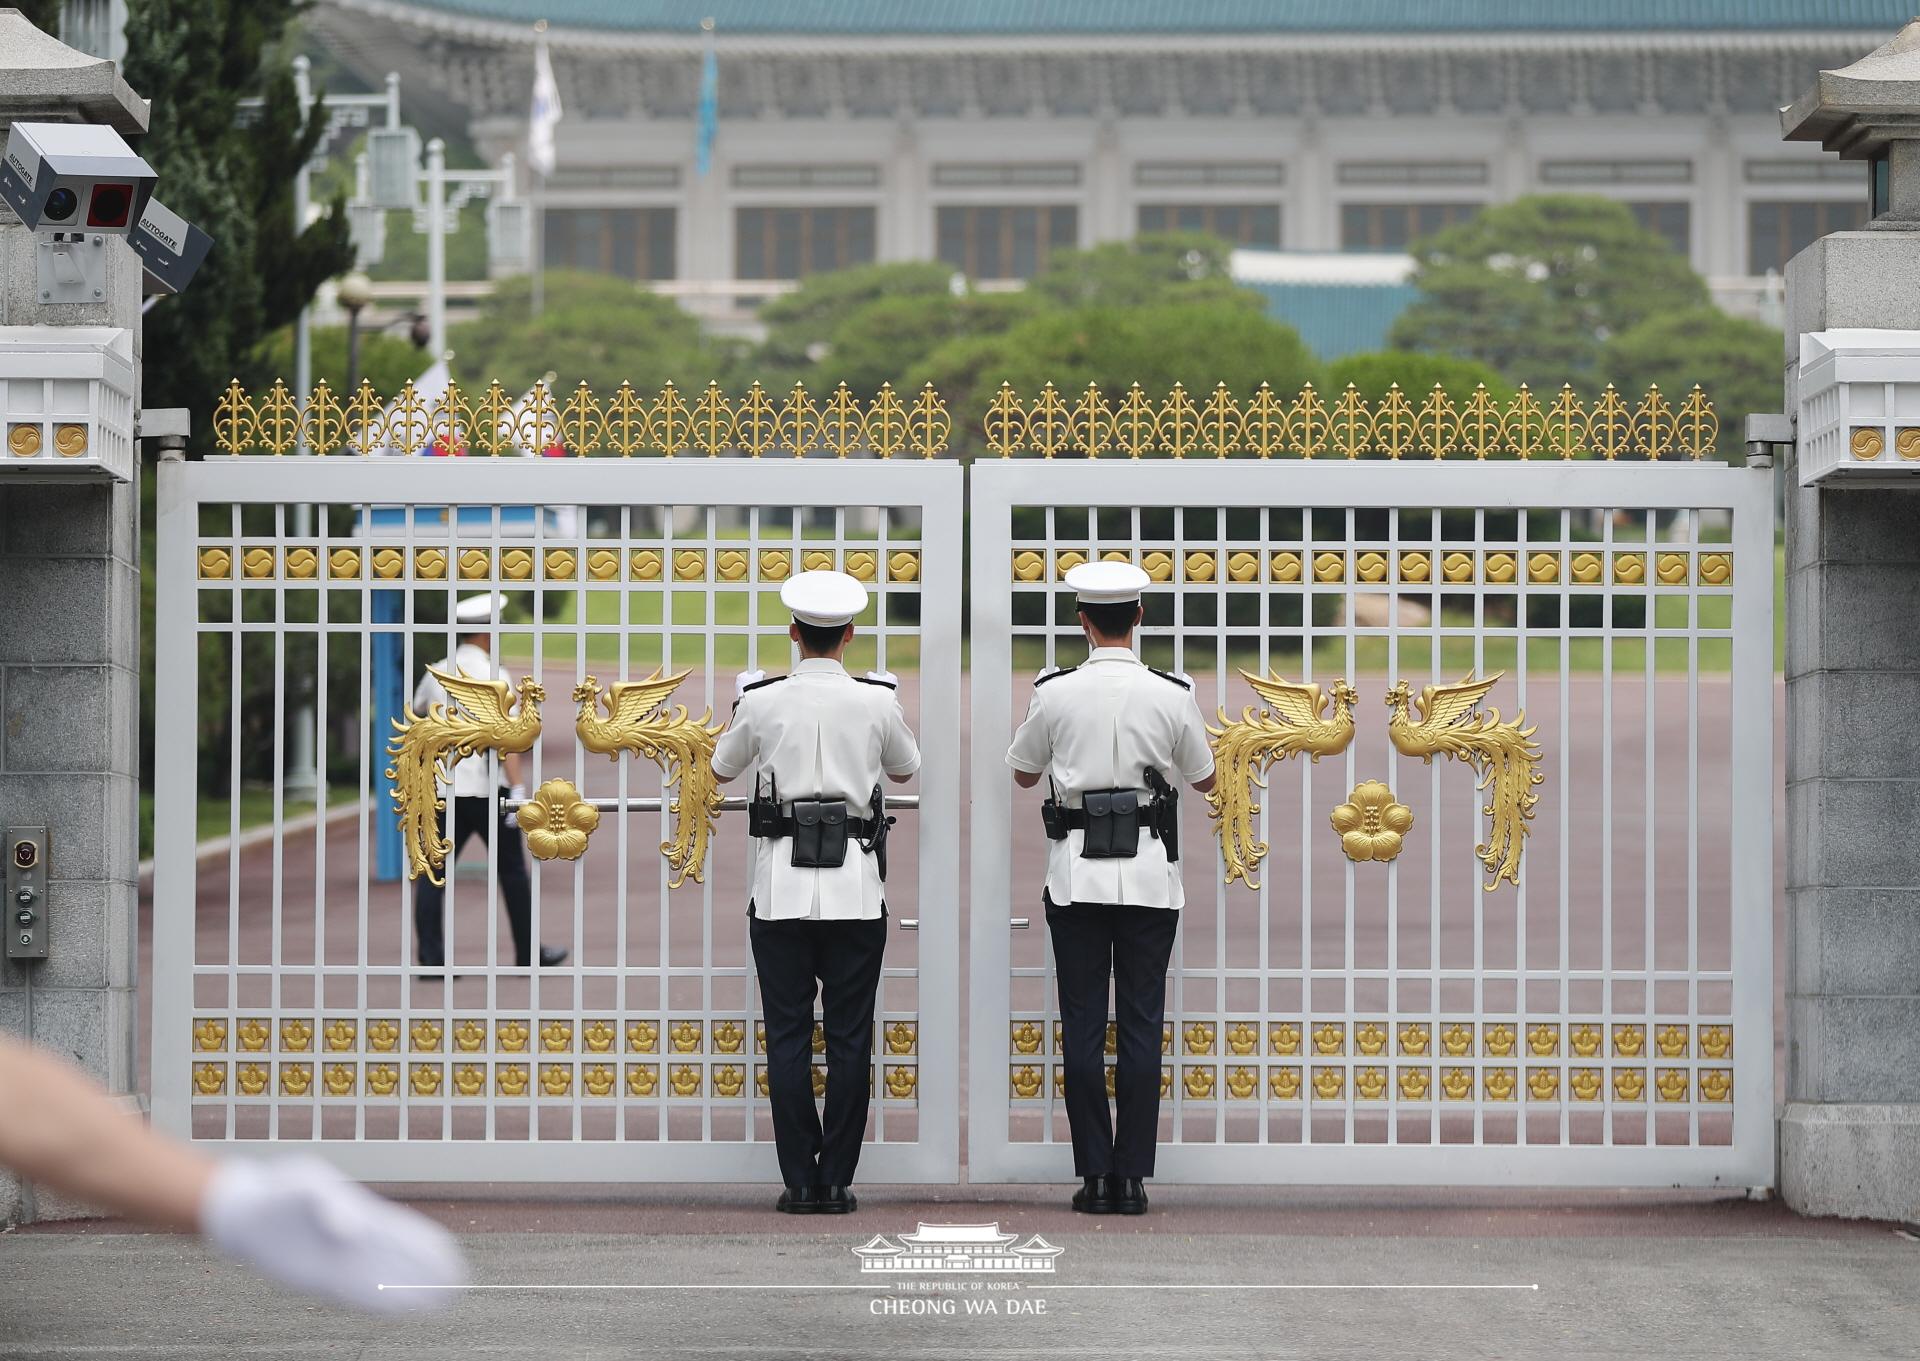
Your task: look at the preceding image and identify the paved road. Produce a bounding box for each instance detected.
[3,1190,1912,1360]
[139,669,1787,1160]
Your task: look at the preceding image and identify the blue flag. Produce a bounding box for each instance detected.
[695,36,718,177]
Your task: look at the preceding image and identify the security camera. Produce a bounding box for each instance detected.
[0,122,157,236]
[129,196,214,296]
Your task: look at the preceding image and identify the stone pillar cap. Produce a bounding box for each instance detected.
[0,8,147,134]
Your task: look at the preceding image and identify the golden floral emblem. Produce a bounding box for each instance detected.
[1330,780,1414,863]
[516,778,601,862]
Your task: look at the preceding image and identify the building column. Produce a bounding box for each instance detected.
[1781,231,1920,1219]
[1778,20,1920,1222]
[0,12,149,1225]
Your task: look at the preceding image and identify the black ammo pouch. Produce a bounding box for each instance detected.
[789,799,851,869]
[1080,788,1142,860]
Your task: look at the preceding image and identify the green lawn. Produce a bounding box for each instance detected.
[1012,544,1786,677]
[500,583,923,673]
[139,789,316,860]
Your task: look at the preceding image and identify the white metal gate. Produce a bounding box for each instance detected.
[153,453,962,1182]
[968,454,1773,1187]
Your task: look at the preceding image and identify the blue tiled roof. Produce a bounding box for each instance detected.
[1245,281,1420,362]
[381,1,1914,35]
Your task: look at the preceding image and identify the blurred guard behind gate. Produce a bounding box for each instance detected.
[713,570,921,1215]
[1006,561,1217,1216]
[411,592,568,972]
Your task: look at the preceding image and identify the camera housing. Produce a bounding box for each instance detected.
[0,122,157,236]
[128,196,214,296]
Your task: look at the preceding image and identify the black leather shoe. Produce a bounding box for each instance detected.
[1113,1177,1148,1215]
[814,1185,857,1214]
[775,1186,817,1215]
[1070,1176,1115,1214]
[537,945,569,967]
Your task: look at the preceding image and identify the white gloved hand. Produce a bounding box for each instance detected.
[508,783,528,804]
[864,669,898,687]
[200,1157,466,1315]
[734,669,767,700]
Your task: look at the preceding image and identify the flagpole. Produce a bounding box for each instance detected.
[530,17,554,319]
[532,165,545,319]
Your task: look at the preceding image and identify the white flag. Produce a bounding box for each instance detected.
[528,36,562,178]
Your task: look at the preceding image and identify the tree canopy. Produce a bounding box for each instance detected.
[448,272,739,396]
[1598,306,1784,435]
[1388,196,1709,391]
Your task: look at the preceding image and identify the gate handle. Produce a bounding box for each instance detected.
[897,918,1027,930]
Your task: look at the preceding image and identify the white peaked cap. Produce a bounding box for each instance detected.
[454,591,508,624]
[781,569,868,627]
[1065,559,1150,604]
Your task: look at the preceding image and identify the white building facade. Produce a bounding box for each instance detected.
[305,2,1901,324]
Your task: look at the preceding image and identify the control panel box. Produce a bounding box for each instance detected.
[5,828,48,961]
[0,326,135,482]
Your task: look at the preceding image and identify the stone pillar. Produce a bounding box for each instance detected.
[1779,21,1920,1220]
[0,11,148,1225]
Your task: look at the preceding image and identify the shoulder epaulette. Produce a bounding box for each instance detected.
[741,674,787,695]
[1034,665,1078,687]
[852,674,897,689]
[1146,666,1191,690]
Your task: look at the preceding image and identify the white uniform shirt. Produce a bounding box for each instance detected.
[1005,646,1215,910]
[712,657,922,921]
[412,642,506,800]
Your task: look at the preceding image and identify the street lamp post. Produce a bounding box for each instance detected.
[338,270,373,394]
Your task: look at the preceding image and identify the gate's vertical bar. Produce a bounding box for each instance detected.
[1386,504,1401,1145]
[1728,468,1774,1184]
[270,502,288,1141]
[915,462,963,1180]
[1643,503,1658,1150]
[1558,506,1572,1149]
[968,464,1016,1179]
[1600,499,1616,1146]
[152,462,205,1138]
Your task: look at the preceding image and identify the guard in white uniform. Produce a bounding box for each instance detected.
[410,593,566,971]
[712,571,921,1215]
[1006,561,1216,1216]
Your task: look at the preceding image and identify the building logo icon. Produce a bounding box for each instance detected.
[852,1222,1064,1274]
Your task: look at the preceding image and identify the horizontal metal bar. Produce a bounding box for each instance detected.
[901,916,1025,931]
[502,794,920,814]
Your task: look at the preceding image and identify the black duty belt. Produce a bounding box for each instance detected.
[770,809,888,840]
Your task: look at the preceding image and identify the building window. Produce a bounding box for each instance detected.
[732,164,881,189]
[1628,201,1691,258]
[1540,160,1692,185]
[544,166,680,191]
[937,204,1078,279]
[1747,200,1869,273]
[1338,162,1487,186]
[1744,159,1863,185]
[932,163,1082,188]
[1137,203,1281,248]
[1135,162,1285,188]
[1339,202,1481,252]
[734,206,877,280]
[543,207,676,280]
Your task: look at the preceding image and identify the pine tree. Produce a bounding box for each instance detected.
[120,0,353,442]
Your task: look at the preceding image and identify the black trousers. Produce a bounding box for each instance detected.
[748,908,888,1189]
[413,796,535,967]
[1045,894,1180,1179]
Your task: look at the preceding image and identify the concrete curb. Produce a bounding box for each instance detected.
[137,798,372,882]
